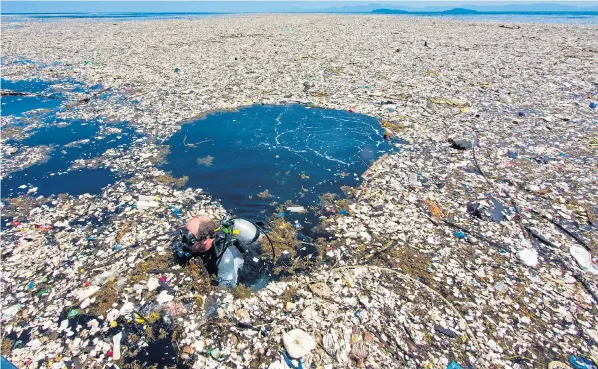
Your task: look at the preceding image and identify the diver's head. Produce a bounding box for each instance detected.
[181,215,216,253]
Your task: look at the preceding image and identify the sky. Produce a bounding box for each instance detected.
[2,1,598,14]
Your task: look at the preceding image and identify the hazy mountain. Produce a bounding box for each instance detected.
[441,8,478,14]
[327,2,598,13]
[371,8,410,14]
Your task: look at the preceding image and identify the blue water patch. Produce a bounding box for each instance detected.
[1,12,220,24]
[19,120,98,146]
[3,167,117,198]
[5,58,35,64]
[162,104,392,224]
[2,120,138,198]
[1,74,136,198]
[1,94,62,117]
[1,78,63,117]
[1,77,102,118]
[0,79,56,92]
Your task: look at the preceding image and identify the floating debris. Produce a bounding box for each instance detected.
[1,13,597,369]
[196,155,214,167]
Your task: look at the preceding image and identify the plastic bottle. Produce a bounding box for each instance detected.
[138,195,160,201]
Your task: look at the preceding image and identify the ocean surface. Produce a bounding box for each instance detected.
[1,66,395,234]
[402,12,598,24]
[1,11,598,24]
[0,76,140,199]
[162,104,394,229]
[0,12,220,23]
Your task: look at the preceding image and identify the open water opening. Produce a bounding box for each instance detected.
[1,78,63,116]
[1,77,140,198]
[1,120,139,197]
[162,104,394,233]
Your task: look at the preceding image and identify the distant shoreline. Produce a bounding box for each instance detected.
[371,8,598,15]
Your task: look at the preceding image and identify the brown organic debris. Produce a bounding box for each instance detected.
[149,145,170,165]
[2,338,15,356]
[260,217,299,260]
[88,279,118,316]
[257,189,273,199]
[424,199,445,219]
[380,119,404,133]
[231,284,253,299]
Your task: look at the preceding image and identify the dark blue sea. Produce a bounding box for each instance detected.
[0,77,140,198]
[0,12,219,23]
[1,71,394,232]
[162,104,394,227]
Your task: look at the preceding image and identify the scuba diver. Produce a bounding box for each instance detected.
[174,214,272,287]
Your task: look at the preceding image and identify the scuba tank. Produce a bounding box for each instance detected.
[215,217,261,254]
[173,214,264,286]
[230,218,261,252]
[215,217,261,286]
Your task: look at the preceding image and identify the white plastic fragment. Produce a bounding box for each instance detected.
[106,309,120,322]
[2,304,22,321]
[498,92,512,104]
[138,195,160,201]
[282,329,316,359]
[112,332,123,360]
[59,319,68,331]
[137,200,160,209]
[517,248,538,267]
[92,270,117,285]
[119,301,134,316]
[268,360,286,369]
[408,172,421,187]
[76,286,100,301]
[28,339,42,349]
[147,277,160,291]
[286,206,306,213]
[494,281,508,293]
[81,298,91,309]
[157,291,174,304]
[570,246,598,275]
